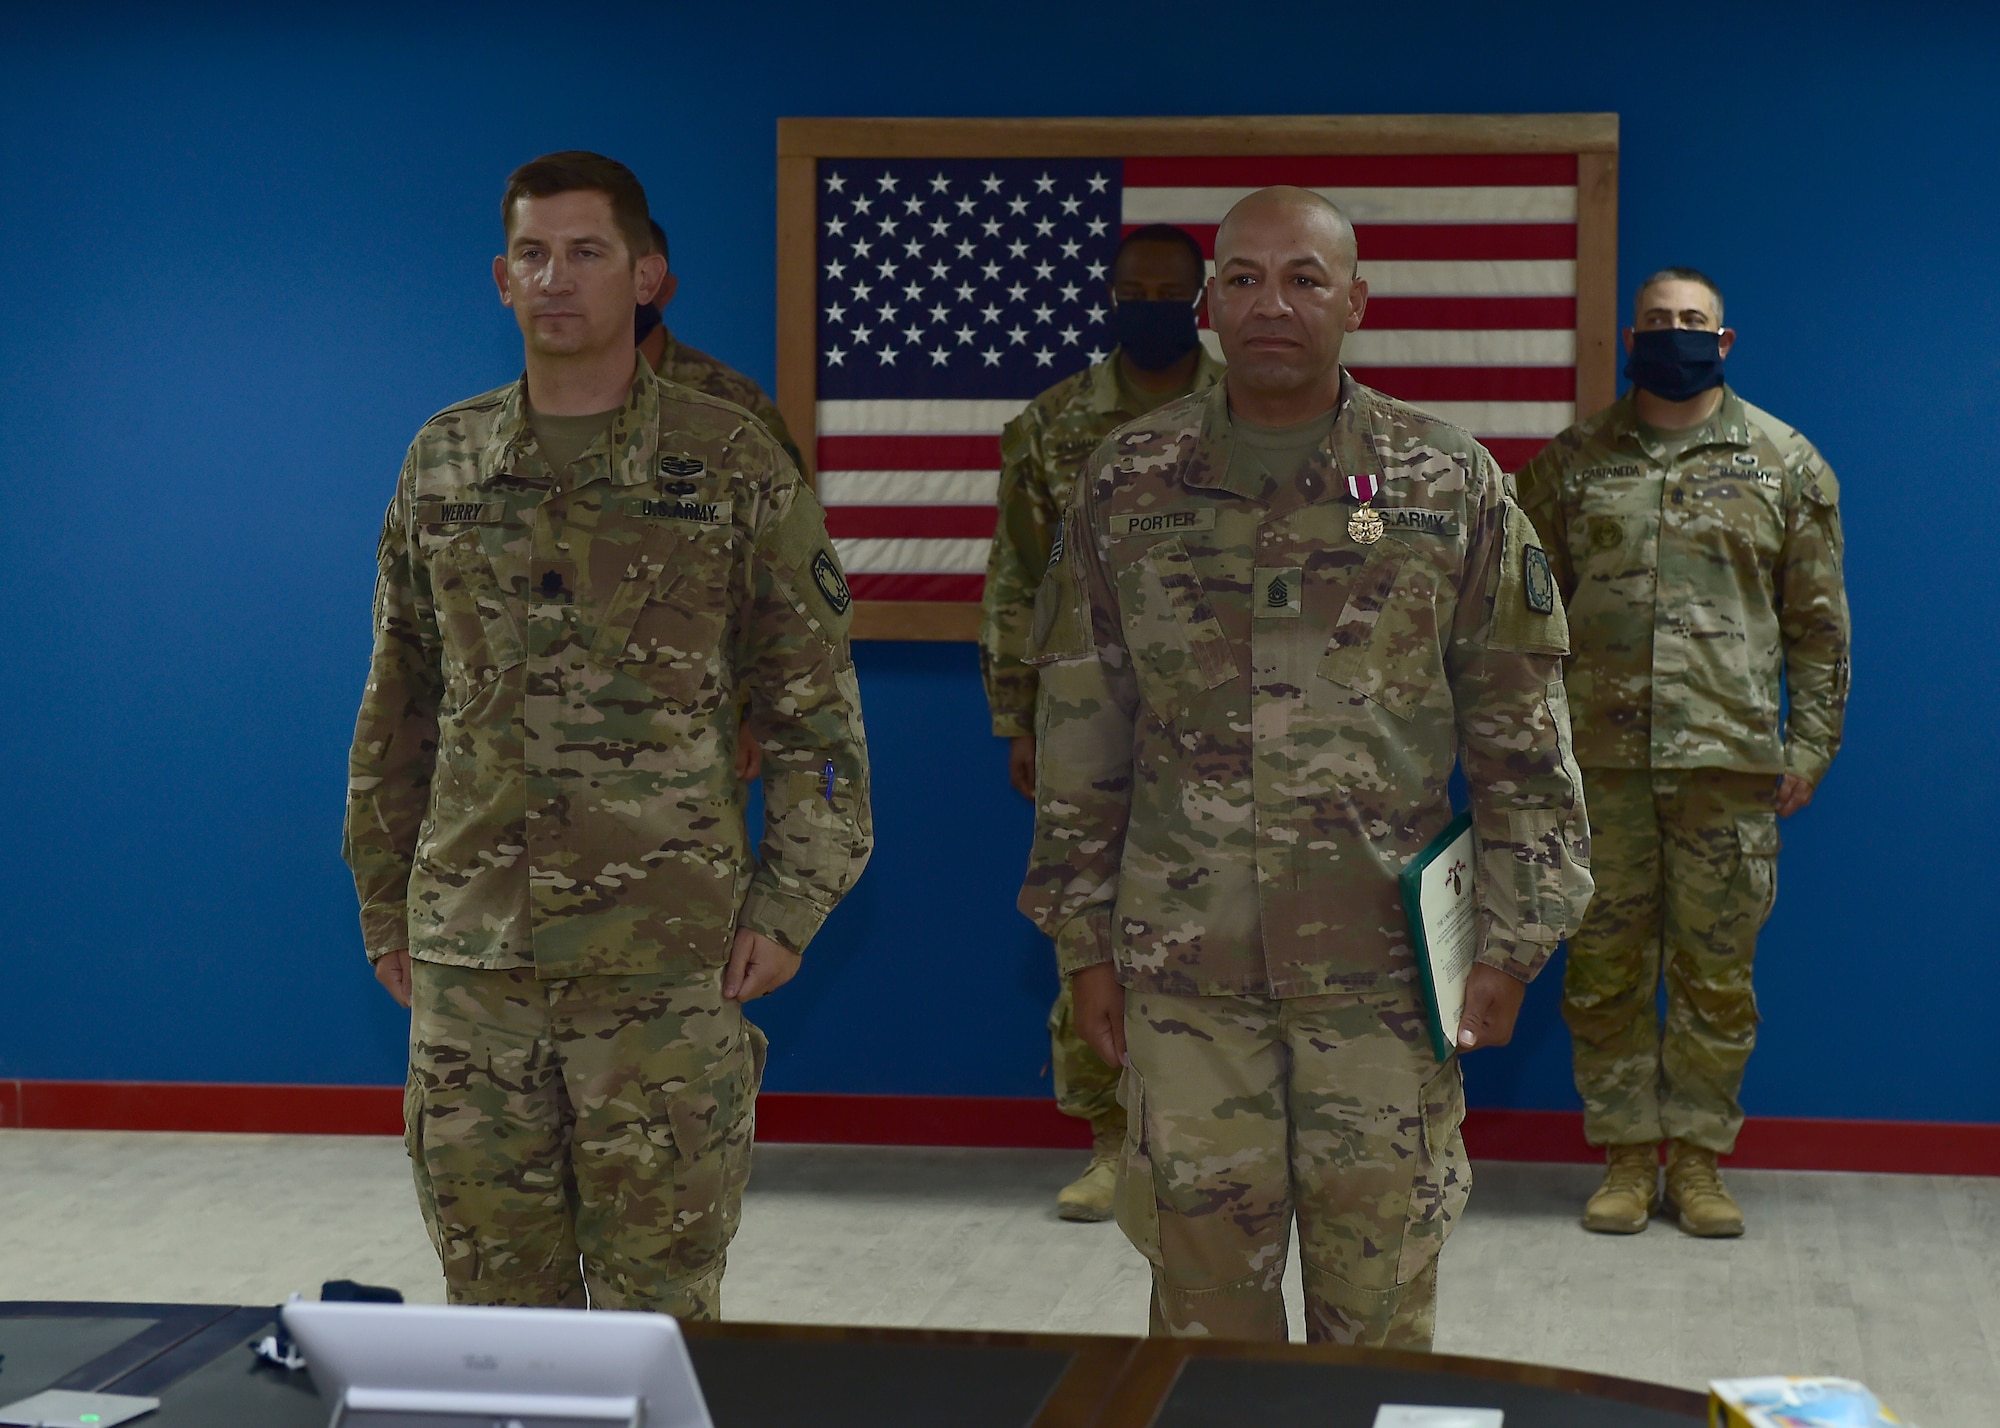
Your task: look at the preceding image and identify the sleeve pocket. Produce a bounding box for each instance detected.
[1024,505,1091,665]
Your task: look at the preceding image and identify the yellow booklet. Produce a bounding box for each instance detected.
[1708,1377,1905,1426]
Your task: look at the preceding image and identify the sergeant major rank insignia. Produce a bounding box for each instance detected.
[811,549,851,615]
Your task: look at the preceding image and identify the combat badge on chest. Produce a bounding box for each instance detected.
[1346,472,1384,544]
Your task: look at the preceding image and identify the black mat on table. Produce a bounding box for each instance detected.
[687,1337,1074,1428]
[1154,1357,1701,1428]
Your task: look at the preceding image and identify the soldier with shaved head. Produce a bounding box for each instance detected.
[1018,185,1592,1347]
[1517,268,1850,1239]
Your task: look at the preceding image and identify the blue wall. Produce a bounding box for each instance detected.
[3,1,1995,1123]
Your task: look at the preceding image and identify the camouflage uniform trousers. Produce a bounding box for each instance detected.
[1048,978,1125,1142]
[1562,768,1780,1154]
[1115,985,1469,1348]
[405,961,766,1317]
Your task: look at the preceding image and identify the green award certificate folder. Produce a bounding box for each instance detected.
[1399,811,1478,1062]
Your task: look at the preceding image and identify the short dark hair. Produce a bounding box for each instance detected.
[1636,266,1725,325]
[501,151,652,262]
[1112,224,1206,288]
[648,219,670,266]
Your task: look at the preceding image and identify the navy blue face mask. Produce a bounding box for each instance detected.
[634,302,663,344]
[1624,327,1725,401]
[1112,297,1201,371]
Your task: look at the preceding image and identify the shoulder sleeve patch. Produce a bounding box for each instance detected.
[1803,461,1840,507]
[764,482,853,645]
[1024,505,1091,665]
[1489,499,1570,656]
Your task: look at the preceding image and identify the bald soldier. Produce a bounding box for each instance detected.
[1020,187,1592,1346]
[1518,268,1849,1238]
[345,152,871,1316]
[981,223,1224,1221]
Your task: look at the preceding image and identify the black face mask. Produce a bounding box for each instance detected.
[634,302,663,344]
[1112,298,1201,372]
[1624,327,1725,401]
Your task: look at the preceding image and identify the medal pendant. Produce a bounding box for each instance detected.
[1348,504,1385,545]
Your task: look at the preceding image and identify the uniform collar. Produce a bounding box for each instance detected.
[1183,368,1358,503]
[481,355,660,486]
[1614,384,1753,461]
[1091,345,1227,417]
[653,324,682,373]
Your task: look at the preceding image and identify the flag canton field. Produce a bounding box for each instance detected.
[813,154,1581,606]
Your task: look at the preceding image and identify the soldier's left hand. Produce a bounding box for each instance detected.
[734,725,763,783]
[724,928,801,1002]
[1456,963,1528,1051]
[1775,773,1814,817]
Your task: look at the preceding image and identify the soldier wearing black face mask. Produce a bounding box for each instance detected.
[977,222,1223,1223]
[1517,267,1851,1242]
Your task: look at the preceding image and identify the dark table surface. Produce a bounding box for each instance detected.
[0,1302,1707,1426]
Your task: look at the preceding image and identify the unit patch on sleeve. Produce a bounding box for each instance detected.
[1523,544,1556,614]
[811,549,852,616]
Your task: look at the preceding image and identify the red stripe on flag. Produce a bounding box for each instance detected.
[1123,154,1578,188]
[1348,366,1576,402]
[1133,223,1577,262]
[817,434,1004,470]
[826,506,998,539]
[1483,437,1556,472]
[1359,297,1576,330]
[848,573,986,602]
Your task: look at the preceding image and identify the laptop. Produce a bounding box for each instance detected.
[281,1301,714,1428]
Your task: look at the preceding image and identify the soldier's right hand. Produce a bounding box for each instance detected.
[374,949,413,1009]
[1008,735,1037,800]
[1070,963,1127,1067]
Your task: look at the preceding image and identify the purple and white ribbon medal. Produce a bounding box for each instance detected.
[1346,471,1385,545]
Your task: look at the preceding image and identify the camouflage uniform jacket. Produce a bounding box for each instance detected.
[1515,388,1849,784]
[1018,374,1593,997]
[651,325,804,473]
[980,348,1225,737]
[344,359,872,978]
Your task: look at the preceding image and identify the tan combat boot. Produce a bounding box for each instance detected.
[1056,1129,1120,1222]
[1664,1139,1744,1237]
[1582,1142,1659,1234]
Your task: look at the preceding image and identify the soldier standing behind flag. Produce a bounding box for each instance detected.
[345,151,871,1316]
[1019,186,1592,1345]
[980,224,1224,1222]
[1517,268,1849,1238]
[637,218,806,474]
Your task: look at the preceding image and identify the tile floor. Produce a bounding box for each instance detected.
[0,1130,1992,1426]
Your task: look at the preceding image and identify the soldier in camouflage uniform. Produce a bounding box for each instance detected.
[980,224,1223,1222]
[344,153,871,1316]
[638,219,805,474]
[1517,268,1848,1239]
[637,217,792,787]
[1019,188,1592,1347]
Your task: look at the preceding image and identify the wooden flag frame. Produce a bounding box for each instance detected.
[775,113,1619,641]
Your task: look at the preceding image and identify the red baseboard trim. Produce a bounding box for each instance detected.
[3,1081,1995,1176]
[756,1092,1093,1148]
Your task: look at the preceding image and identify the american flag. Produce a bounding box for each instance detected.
[814,154,1581,604]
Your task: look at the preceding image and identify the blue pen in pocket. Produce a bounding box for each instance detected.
[822,759,836,804]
